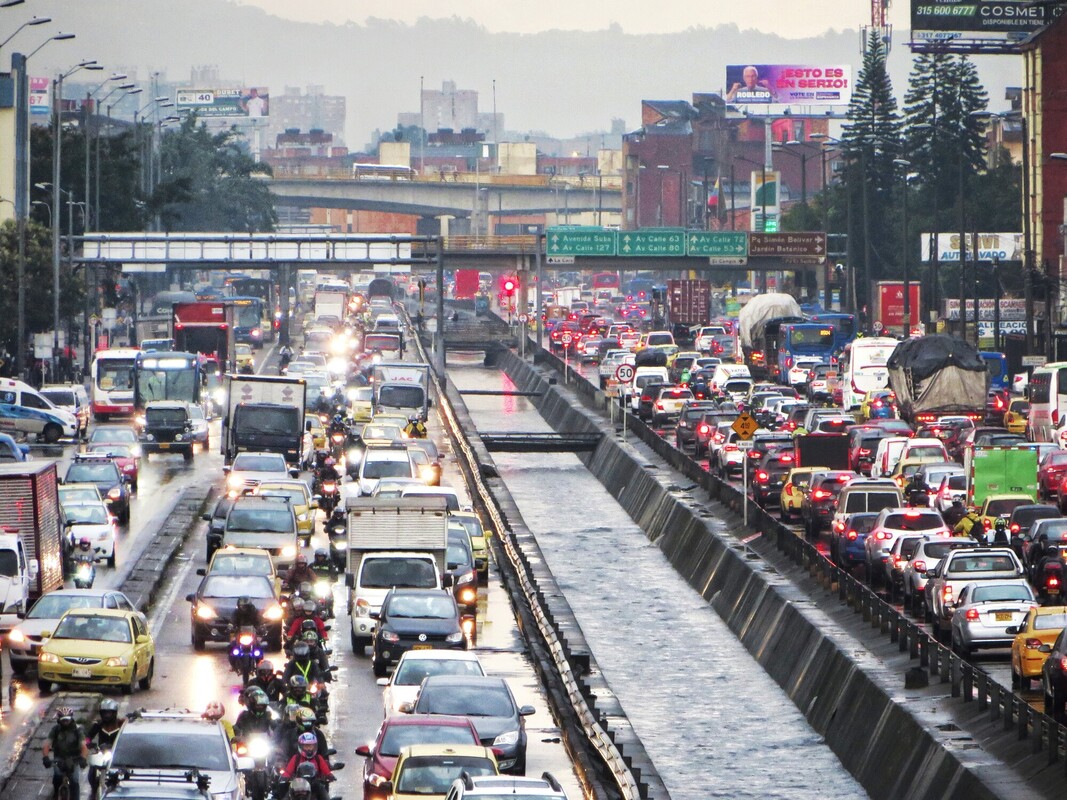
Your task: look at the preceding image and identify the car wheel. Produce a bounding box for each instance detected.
[10,660,26,677]
[37,678,52,695]
[183,449,194,463]
[1011,664,1021,689]
[107,551,116,569]
[372,656,388,678]
[139,659,154,691]
[192,630,205,652]
[42,423,62,444]
[121,669,135,695]
[351,630,369,656]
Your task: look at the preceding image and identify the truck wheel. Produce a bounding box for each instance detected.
[42,423,62,444]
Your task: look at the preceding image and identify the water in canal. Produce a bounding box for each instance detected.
[448,356,867,800]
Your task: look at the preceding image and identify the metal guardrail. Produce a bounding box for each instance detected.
[532,340,1067,773]
[438,235,541,253]
[479,432,603,452]
[403,310,642,800]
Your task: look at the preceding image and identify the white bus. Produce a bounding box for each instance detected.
[1027,362,1067,443]
[351,163,417,181]
[90,348,140,421]
[839,337,899,411]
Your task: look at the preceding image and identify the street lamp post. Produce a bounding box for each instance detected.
[894,159,912,335]
[97,87,141,224]
[84,74,128,231]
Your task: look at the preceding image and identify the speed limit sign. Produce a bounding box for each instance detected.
[615,364,636,383]
[561,332,573,346]
[518,313,529,323]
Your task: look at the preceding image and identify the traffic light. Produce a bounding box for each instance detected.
[502,278,517,297]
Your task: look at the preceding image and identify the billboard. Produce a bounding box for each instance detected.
[725,65,852,105]
[875,282,922,329]
[911,0,1063,35]
[29,77,49,116]
[175,87,270,118]
[919,232,1022,263]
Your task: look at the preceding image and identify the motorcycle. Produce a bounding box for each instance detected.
[273,759,345,800]
[73,556,97,589]
[312,578,334,619]
[236,735,274,800]
[1036,557,1065,604]
[325,510,346,570]
[87,748,112,800]
[228,625,264,685]
[327,429,347,460]
[317,481,339,516]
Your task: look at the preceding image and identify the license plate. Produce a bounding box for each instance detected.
[412,644,432,650]
[995,612,1013,622]
[158,443,170,449]
[71,667,92,678]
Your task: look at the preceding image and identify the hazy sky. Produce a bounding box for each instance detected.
[235,0,900,39]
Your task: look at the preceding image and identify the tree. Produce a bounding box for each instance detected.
[151,116,276,232]
[841,30,903,312]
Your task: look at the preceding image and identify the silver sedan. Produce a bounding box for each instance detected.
[950,580,1036,656]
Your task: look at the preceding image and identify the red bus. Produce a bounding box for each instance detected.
[591,271,620,293]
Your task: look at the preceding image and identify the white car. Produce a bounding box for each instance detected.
[377,649,486,715]
[694,326,726,353]
[64,500,118,566]
[358,445,418,496]
[949,580,1036,655]
[788,358,824,387]
[901,538,978,616]
[863,507,951,585]
[223,451,298,496]
[650,386,694,425]
[39,384,90,437]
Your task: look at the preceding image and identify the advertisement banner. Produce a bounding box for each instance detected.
[875,282,922,329]
[725,65,852,105]
[919,232,1022,263]
[911,0,1063,34]
[943,298,1026,321]
[29,77,49,116]
[175,87,270,118]
[750,170,780,214]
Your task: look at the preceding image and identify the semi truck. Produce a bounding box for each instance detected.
[0,461,65,631]
[737,293,804,379]
[886,334,988,425]
[666,279,711,329]
[344,496,450,653]
[172,302,236,372]
[964,445,1039,509]
[371,362,432,421]
[794,434,850,471]
[222,374,307,464]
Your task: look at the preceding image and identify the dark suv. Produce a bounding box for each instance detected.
[801,470,856,539]
[637,382,667,422]
[63,454,131,524]
[140,401,195,461]
[752,451,796,507]
[674,401,717,451]
[371,588,465,677]
[1042,627,1067,721]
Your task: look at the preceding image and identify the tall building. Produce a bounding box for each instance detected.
[398,80,504,139]
[268,86,346,145]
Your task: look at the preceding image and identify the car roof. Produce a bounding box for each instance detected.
[382,713,478,729]
[63,607,136,619]
[117,713,225,736]
[399,743,496,759]
[145,400,188,409]
[422,674,508,690]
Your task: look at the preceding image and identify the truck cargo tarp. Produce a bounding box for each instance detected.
[737,293,802,349]
[886,335,986,382]
[886,335,989,418]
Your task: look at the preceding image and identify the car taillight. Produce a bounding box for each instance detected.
[847,529,858,540]
[1025,638,1043,649]
[756,471,769,483]
[942,586,953,601]
[1010,523,1020,533]
[1059,655,1067,673]
[982,518,992,529]
[1054,410,1060,426]
[698,424,710,435]
[656,402,664,410]
[876,531,890,540]
[785,484,794,495]
[1050,576,1061,588]
[785,357,792,368]
[858,448,870,456]
[912,559,926,572]
[965,608,980,621]
[812,489,830,500]
[724,444,738,452]
[833,520,845,532]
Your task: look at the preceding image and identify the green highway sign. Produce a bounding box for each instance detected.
[686,231,748,257]
[618,228,685,257]
[546,227,617,257]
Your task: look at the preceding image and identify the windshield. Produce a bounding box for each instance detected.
[28,594,99,619]
[42,390,74,406]
[88,444,133,458]
[971,584,1033,603]
[363,457,412,479]
[377,724,477,757]
[647,334,673,346]
[201,575,274,599]
[209,553,272,575]
[1035,613,1067,631]
[0,549,16,577]
[225,507,293,533]
[387,594,456,619]
[352,387,373,402]
[233,407,299,437]
[788,327,833,348]
[66,464,118,484]
[235,304,260,328]
[232,454,288,473]
[136,364,197,403]
[112,731,231,772]
[418,683,514,717]
[378,385,425,409]
[365,334,400,351]
[258,487,306,506]
[396,756,495,794]
[362,425,402,441]
[986,498,1029,517]
[360,557,437,589]
[145,407,188,426]
[95,359,135,391]
[53,614,130,643]
[394,658,483,686]
[66,505,109,525]
[923,541,970,560]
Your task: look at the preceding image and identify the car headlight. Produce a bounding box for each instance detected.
[175,433,184,441]
[8,628,24,644]
[457,571,474,586]
[381,630,400,643]
[227,474,243,490]
[39,652,60,663]
[196,605,217,620]
[108,487,122,500]
[129,445,142,457]
[493,730,519,747]
[281,545,297,559]
[105,656,129,667]
[263,604,284,622]
[445,631,464,643]
[145,433,155,441]
[297,512,308,522]
[213,389,226,405]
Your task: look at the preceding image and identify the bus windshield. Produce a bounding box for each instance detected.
[788,327,834,348]
[234,303,261,328]
[95,359,135,391]
[136,358,199,403]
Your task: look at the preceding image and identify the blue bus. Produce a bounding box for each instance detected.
[227,296,266,347]
[777,323,838,383]
[229,276,277,343]
[133,351,202,411]
[980,351,1009,391]
[809,312,857,353]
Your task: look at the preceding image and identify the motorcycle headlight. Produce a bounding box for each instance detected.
[248,737,271,760]
[263,604,284,622]
[314,581,331,599]
[281,545,297,559]
[105,656,128,667]
[492,730,519,747]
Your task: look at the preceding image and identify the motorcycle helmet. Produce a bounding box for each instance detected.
[56,706,75,724]
[299,581,314,598]
[995,517,1008,530]
[289,778,312,799]
[297,732,319,758]
[301,619,319,634]
[285,703,303,723]
[295,760,319,780]
[202,701,225,722]
[289,597,305,615]
[289,674,309,694]
[255,659,274,679]
[313,548,329,564]
[99,698,120,725]
[301,600,316,616]
[295,554,308,567]
[247,688,269,712]
[324,457,336,468]
[295,707,317,728]
[78,537,92,551]
[301,630,319,645]
[292,641,311,661]
[332,414,343,426]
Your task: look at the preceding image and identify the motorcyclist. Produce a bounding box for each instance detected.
[284,555,316,593]
[202,700,235,744]
[310,548,337,582]
[299,625,332,676]
[283,641,329,686]
[403,415,427,439]
[314,458,342,503]
[43,707,88,799]
[905,473,928,507]
[943,499,967,529]
[286,675,316,711]
[86,699,123,798]
[282,706,329,762]
[232,595,260,630]
[72,537,96,582]
[286,598,327,644]
[327,413,347,438]
[279,344,294,369]
[273,703,304,759]
[233,689,275,740]
[280,733,334,800]
[288,777,314,800]
[247,659,286,704]
[953,508,982,539]
[991,517,1011,547]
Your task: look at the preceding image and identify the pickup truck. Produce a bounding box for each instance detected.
[925,547,1024,639]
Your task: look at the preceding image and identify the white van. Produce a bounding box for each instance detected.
[629,366,669,411]
[374,314,402,333]
[873,436,912,478]
[710,363,752,393]
[0,379,79,442]
[39,384,90,438]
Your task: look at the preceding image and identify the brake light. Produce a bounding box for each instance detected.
[982,518,992,530]
[858,448,870,456]
[912,559,926,572]
[1050,576,1061,588]
[1061,655,1067,672]
[785,484,794,496]
[812,489,831,500]
[1025,638,1043,649]
[1053,409,1059,426]
[904,510,921,518]
[1010,523,1020,533]
[724,444,738,452]
[697,423,710,435]
[876,530,890,540]
[833,520,845,532]
[756,471,769,483]
[655,402,664,410]
[965,608,980,621]
[779,454,793,463]
[847,529,858,540]
[838,474,852,482]
[785,357,792,368]
[874,400,882,408]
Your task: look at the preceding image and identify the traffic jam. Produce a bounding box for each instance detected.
[550,273,1067,720]
[1,271,575,800]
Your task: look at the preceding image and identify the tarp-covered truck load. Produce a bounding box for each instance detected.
[886,335,988,424]
[737,293,803,350]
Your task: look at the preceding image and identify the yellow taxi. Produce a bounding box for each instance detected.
[890,456,946,489]
[1010,605,1067,689]
[203,545,281,593]
[304,413,327,451]
[1004,399,1030,435]
[349,386,374,423]
[451,511,490,582]
[978,493,1035,534]
[235,343,255,371]
[38,608,155,695]
[256,479,316,542]
[387,744,498,800]
[779,466,826,523]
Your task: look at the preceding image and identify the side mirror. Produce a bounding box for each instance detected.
[196,568,206,576]
[305,421,314,432]
[222,466,231,474]
[185,593,196,602]
[39,629,51,639]
[1040,644,1053,653]
[378,782,392,795]
[376,677,388,687]
[519,704,536,716]
[201,513,212,522]
[331,761,346,771]
[355,744,372,757]
[28,559,38,579]
[1005,625,1019,635]
[289,468,300,478]
[135,634,150,644]
[397,702,414,714]
[369,611,379,620]
[926,566,940,579]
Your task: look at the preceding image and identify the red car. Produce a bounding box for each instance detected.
[356,714,480,800]
[1039,451,1067,500]
[86,442,140,491]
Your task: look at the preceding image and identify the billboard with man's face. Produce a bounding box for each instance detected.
[175,87,270,118]
[725,65,852,105]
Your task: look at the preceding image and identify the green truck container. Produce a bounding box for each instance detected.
[964,445,1039,509]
